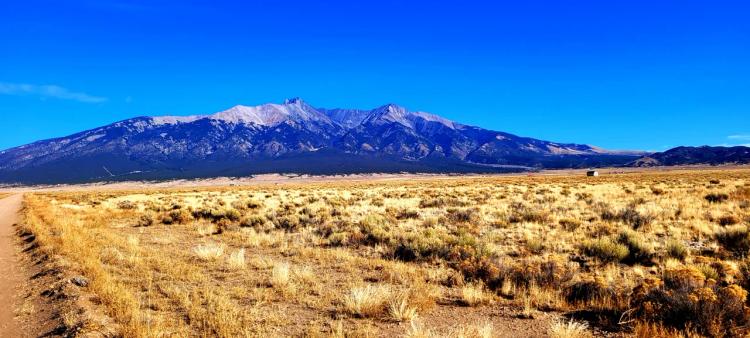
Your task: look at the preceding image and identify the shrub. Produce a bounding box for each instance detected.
[216,218,240,233]
[631,269,750,337]
[234,199,261,210]
[168,209,193,224]
[192,207,241,222]
[617,230,654,265]
[651,187,665,195]
[490,259,575,291]
[565,278,615,305]
[600,209,618,222]
[359,215,392,245]
[419,197,468,208]
[718,215,740,226]
[394,208,420,220]
[618,206,654,230]
[526,238,545,254]
[715,225,750,257]
[508,202,550,224]
[239,215,266,228]
[582,238,629,263]
[135,213,154,227]
[600,206,655,229]
[705,193,729,203]
[696,264,719,281]
[665,240,688,261]
[224,209,242,222]
[576,192,594,203]
[732,187,750,201]
[393,232,448,262]
[450,253,502,289]
[117,200,136,210]
[327,232,350,246]
[446,208,479,224]
[559,218,582,231]
[272,215,301,231]
[161,215,174,225]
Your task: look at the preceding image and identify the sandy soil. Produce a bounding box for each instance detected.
[0,194,23,337]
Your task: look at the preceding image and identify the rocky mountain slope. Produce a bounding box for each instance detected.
[0,98,641,184]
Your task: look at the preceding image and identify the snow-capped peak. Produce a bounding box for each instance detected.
[151,98,333,127]
[379,103,407,114]
[211,101,329,126]
[362,104,458,129]
[150,99,459,130]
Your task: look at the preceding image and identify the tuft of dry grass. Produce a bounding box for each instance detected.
[388,296,419,322]
[460,283,491,306]
[404,320,434,338]
[226,248,245,270]
[271,262,291,287]
[193,243,224,261]
[548,319,592,338]
[343,284,391,318]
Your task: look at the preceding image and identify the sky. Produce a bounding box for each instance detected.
[1,0,749,151]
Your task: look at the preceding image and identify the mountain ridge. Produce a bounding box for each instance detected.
[630,146,750,167]
[0,98,644,184]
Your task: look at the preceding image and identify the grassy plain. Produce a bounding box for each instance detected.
[20,168,750,337]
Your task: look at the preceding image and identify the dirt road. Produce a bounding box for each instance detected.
[0,194,23,337]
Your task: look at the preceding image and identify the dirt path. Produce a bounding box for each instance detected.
[0,194,23,337]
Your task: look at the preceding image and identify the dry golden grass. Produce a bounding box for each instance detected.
[388,296,419,322]
[193,243,225,261]
[460,283,492,306]
[20,168,750,337]
[548,319,592,338]
[226,248,246,270]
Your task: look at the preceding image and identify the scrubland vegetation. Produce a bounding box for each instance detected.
[20,169,750,337]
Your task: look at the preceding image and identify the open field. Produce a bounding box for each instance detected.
[17,168,750,337]
[4,165,749,192]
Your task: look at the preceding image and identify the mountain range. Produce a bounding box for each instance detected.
[0,98,745,185]
[630,146,750,167]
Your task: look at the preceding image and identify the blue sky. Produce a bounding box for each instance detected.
[1,0,748,151]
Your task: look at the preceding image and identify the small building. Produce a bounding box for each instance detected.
[587,170,599,177]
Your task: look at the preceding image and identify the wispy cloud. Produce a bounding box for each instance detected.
[0,82,107,103]
[728,134,750,141]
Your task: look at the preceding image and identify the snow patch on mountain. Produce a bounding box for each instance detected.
[151,98,335,127]
[152,115,203,125]
[409,111,459,129]
[85,134,105,142]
